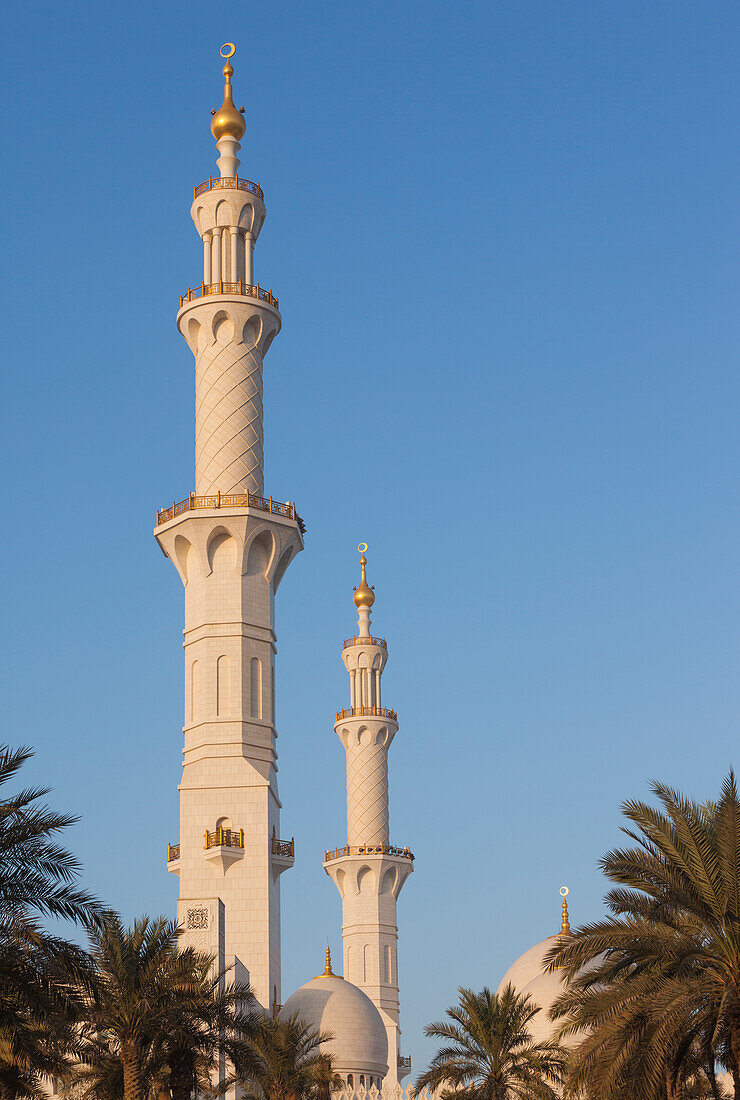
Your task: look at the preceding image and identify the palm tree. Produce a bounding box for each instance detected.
[236,1013,340,1100]
[0,744,99,1099]
[79,912,260,1100]
[82,913,193,1100]
[546,772,740,1100]
[414,985,566,1100]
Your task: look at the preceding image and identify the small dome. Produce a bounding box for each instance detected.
[282,973,388,1080]
[211,59,246,142]
[352,553,375,609]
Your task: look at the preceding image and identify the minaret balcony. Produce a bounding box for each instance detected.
[179,280,278,310]
[342,636,387,650]
[324,843,414,863]
[271,833,295,876]
[194,175,264,201]
[335,706,397,722]
[204,826,245,871]
[166,842,181,876]
[156,490,306,534]
[398,1056,412,1072]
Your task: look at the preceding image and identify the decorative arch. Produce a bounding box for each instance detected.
[356,865,376,894]
[274,546,293,591]
[245,528,274,578]
[207,528,238,574]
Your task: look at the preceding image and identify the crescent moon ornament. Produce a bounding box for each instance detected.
[220,43,236,58]
[560,886,569,897]
[358,543,368,553]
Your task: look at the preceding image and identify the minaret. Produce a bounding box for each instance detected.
[155,44,303,1012]
[323,548,413,1085]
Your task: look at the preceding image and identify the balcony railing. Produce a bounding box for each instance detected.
[204,827,244,851]
[156,491,305,534]
[342,636,387,650]
[167,843,180,862]
[335,706,397,722]
[194,176,264,201]
[398,1056,412,1071]
[272,836,295,858]
[180,281,278,309]
[324,844,414,862]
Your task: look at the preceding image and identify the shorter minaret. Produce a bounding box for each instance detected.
[324,548,413,1085]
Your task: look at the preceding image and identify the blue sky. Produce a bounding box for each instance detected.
[2,0,740,1071]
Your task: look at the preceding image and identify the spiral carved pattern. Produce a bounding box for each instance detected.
[346,740,389,846]
[195,332,264,495]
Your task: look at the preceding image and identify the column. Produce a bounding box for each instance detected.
[203,231,212,285]
[244,231,254,285]
[212,230,222,283]
[222,229,230,281]
[230,227,238,286]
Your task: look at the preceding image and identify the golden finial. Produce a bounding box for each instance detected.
[211,43,246,142]
[314,943,338,979]
[559,886,571,935]
[353,543,375,609]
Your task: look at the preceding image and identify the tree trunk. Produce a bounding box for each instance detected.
[121,1039,144,1100]
[169,1051,195,1100]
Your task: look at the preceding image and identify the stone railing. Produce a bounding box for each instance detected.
[179,281,278,309]
[194,176,264,201]
[324,843,414,862]
[335,706,397,722]
[167,843,180,862]
[271,836,295,858]
[342,636,387,650]
[204,827,244,850]
[156,491,305,534]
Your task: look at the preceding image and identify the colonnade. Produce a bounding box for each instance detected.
[350,667,383,709]
[202,227,254,286]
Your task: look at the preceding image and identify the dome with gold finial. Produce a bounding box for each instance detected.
[281,946,388,1083]
[211,44,246,142]
[352,550,375,609]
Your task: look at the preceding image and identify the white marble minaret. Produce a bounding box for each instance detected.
[155,45,303,1012]
[324,551,413,1085]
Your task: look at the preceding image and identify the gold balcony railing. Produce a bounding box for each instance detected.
[180,281,278,309]
[194,176,264,201]
[167,843,180,862]
[272,836,295,858]
[398,1056,412,1070]
[204,827,244,851]
[335,706,397,722]
[342,636,387,650]
[156,491,306,534]
[324,844,414,862]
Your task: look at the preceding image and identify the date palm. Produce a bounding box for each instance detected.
[547,772,740,1100]
[0,744,99,1099]
[79,912,260,1100]
[415,985,566,1100]
[236,1013,340,1100]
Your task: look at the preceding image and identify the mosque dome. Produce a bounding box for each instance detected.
[496,891,575,1047]
[282,950,388,1083]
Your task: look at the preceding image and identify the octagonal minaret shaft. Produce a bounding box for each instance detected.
[155,45,302,1015]
[324,550,414,1085]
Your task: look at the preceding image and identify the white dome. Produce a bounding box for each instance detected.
[497,934,571,1047]
[282,973,388,1081]
[497,935,561,997]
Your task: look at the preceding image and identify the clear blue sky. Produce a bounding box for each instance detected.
[2,0,740,1071]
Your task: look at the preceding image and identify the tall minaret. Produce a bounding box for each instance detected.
[324,548,413,1085]
[155,45,303,1012]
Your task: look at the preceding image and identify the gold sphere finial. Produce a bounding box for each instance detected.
[353,543,375,609]
[559,886,571,935]
[211,43,246,142]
